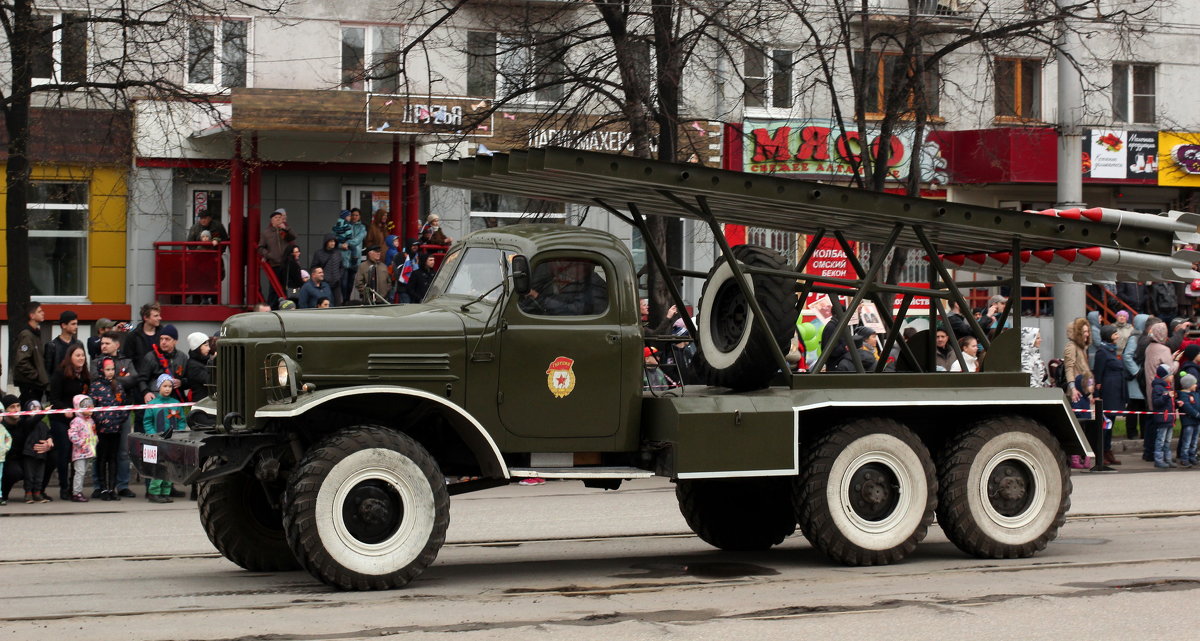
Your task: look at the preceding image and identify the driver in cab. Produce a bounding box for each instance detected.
[520,259,607,316]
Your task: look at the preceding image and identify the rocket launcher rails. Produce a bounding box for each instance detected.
[937,247,1200,284]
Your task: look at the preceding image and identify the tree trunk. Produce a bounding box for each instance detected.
[7,0,34,363]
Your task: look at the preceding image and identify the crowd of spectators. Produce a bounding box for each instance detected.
[259,208,451,310]
[1,301,214,505]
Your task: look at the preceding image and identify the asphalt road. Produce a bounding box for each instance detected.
[3,450,1199,641]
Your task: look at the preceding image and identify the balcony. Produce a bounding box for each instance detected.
[854,0,975,28]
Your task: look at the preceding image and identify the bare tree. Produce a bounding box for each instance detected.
[2,0,286,347]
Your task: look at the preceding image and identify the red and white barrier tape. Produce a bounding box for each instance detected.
[1072,408,1176,416]
[0,401,195,418]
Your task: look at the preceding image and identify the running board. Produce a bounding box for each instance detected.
[508,466,654,479]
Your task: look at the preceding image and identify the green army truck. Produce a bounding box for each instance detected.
[130,148,1199,590]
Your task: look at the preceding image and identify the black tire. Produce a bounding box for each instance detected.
[692,244,796,391]
[282,426,450,590]
[794,417,936,566]
[676,477,797,551]
[936,417,1070,559]
[197,457,300,572]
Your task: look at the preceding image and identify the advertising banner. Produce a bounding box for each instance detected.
[1158,131,1200,187]
[744,119,916,181]
[1081,129,1158,181]
[802,236,855,310]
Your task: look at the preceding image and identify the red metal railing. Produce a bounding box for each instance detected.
[154,241,229,304]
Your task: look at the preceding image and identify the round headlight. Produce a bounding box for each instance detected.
[276,360,289,386]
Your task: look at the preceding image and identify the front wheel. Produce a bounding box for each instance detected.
[197,457,299,572]
[282,426,450,590]
[794,417,936,566]
[936,417,1070,559]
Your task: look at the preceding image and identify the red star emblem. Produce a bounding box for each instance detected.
[556,374,567,386]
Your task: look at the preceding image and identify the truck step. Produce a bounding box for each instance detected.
[508,466,654,479]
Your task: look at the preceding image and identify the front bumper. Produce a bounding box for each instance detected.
[129,433,206,484]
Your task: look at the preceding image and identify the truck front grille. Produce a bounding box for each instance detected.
[217,343,247,428]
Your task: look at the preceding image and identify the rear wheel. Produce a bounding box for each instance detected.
[794,417,936,565]
[676,477,796,551]
[197,457,299,572]
[282,426,449,590]
[936,417,1069,558]
[692,244,796,391]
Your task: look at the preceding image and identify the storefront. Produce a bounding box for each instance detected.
[0,109,132,324]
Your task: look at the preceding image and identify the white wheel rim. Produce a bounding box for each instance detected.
[963,432,1062,545]
[976,448,1048,529]
[315,449,436,575]
[826,433,928,550]
[698,259,755,370]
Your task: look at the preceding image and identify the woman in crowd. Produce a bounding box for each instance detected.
[1093,325,1127,465]
[46,344,89,500]
[949,336,980,372]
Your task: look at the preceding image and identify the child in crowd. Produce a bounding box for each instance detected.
[90,357,131,500]
[1178,374,1200,467]
[0,395,12,506]
[143,374,182,503]
[67,395,97,502]
[1149,363,1178,469]
[21,401,52,503]
[1069,375,1096,469]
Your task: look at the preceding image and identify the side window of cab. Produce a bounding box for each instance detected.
[518,258,609,317]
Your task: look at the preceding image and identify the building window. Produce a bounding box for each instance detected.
[854,53,940,116]
[187,19,248,88]
[31,12,87,83]
[28,182,89,298]
[496,35,566,103]
[469,191,565,232]
[994,57,1041,120]
[1113,63,1155,124]
[467,31,497,97]
[342,25,402,92]
[744,48,793,109]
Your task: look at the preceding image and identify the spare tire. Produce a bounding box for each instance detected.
[692,244,796,390]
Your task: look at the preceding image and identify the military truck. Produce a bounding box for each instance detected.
[131,148,1199,591]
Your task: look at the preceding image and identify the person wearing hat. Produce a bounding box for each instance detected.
[87,318,115,360]
[418,213,451,247]
[312,233,345,306]
[257,208,296,306]
[137,324,189,404]
[183,332,213,404]
[354,244,391,305]
[186,208,228,246]
[44,310,84,377]
[143,373,182,503]
[1093,324,1128,466]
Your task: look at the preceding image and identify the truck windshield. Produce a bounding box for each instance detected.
[425,248,508,303]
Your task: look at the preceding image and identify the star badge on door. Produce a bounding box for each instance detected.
[546,356,576,399]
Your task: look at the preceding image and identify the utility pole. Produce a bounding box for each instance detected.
[1052,4,1086,354]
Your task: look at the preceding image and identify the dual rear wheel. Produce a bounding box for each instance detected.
[677,416,1071,565]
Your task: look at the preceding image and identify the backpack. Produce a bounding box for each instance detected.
[1047,358,1068,390]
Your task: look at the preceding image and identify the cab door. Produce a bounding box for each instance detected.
[497,254,624,439]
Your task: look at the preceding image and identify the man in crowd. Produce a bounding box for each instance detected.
[252,302,272,312]
[138,325,189,404]
[355,245,391,305]
[87,318,115,360]
[13,301,48,406]
[298,266,332,309]
[186,208,228,245]
[44,310,83,374]
[124,303,163,368]
[258,208,296,307]
[89,333,139,498]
